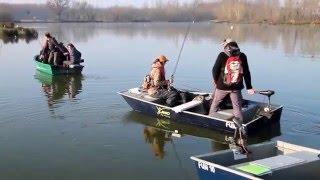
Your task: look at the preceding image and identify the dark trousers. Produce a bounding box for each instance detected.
[209,89,243,120]
[151,88,179,107]
[48,51,64,65]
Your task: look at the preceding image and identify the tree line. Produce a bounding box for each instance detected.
[1,0,320,24]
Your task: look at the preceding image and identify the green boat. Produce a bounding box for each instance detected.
[34,55,84,75]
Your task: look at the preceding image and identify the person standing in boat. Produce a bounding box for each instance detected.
[146,55,179,107]
[44,32,64,65]
[63,43,82,66]
[209,39,255,123]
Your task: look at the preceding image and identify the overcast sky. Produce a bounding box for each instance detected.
[0,0,195,7]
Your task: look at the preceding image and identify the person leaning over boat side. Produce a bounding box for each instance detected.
[63,43,82,67]
[209,39,255,123]
[39,38,49,63]
[147,55,179,107]
[44,32,64,65]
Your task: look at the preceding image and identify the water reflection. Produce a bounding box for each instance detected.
[126,111,281,159]
[0,35,38,44]
[143,126,172,160]
[34,71,83,111]
[23,23,320,59]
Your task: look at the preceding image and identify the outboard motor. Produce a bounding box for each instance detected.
[255,90,275,112]
[255,90,275,118]
[257,90,275,97]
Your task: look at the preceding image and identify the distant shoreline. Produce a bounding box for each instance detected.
[13,19,320,26]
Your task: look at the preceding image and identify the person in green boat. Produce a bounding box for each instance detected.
[63,43,82,66]
[39,39,49,63]
[43,32,66,65]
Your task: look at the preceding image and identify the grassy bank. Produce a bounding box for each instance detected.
[0,23,38,39]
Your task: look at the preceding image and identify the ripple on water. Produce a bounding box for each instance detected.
[282,106,320,135]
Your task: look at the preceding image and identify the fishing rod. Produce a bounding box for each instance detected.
[171,2,200,81]
[171,21,192,78]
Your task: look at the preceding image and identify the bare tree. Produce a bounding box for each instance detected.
[47,0,70,21]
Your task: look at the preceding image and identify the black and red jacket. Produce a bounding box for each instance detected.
[212,52,253,91]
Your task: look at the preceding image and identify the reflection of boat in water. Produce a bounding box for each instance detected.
[125,111,281,155]
[34,70,83,103]
[191,141,320,180]
[119,88,283,135]
[34,55,84,75]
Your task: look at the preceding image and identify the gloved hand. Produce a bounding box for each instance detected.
[169,78,173,84]
[169,75,174,85]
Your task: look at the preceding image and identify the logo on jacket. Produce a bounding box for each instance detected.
[156,106,170,118]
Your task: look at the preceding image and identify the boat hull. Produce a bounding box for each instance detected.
[191,141,320,180]
[119,89,283,135]
[34,56,84,75]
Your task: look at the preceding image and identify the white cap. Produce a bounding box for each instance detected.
[222,38,234,47]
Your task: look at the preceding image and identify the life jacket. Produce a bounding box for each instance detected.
[143,63,165,90]
[223,55,243,86]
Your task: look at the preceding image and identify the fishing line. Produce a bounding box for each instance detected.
[224,25,234,41]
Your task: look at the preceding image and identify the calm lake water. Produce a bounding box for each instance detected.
[0,23,319,180]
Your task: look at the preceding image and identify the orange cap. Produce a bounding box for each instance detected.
[157,55,169,63]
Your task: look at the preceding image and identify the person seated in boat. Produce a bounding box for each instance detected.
[57,42,68,64]
[63,43,82,67]
[209,39,255,123]
[145,55,179,107]
[44,32,65,65]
